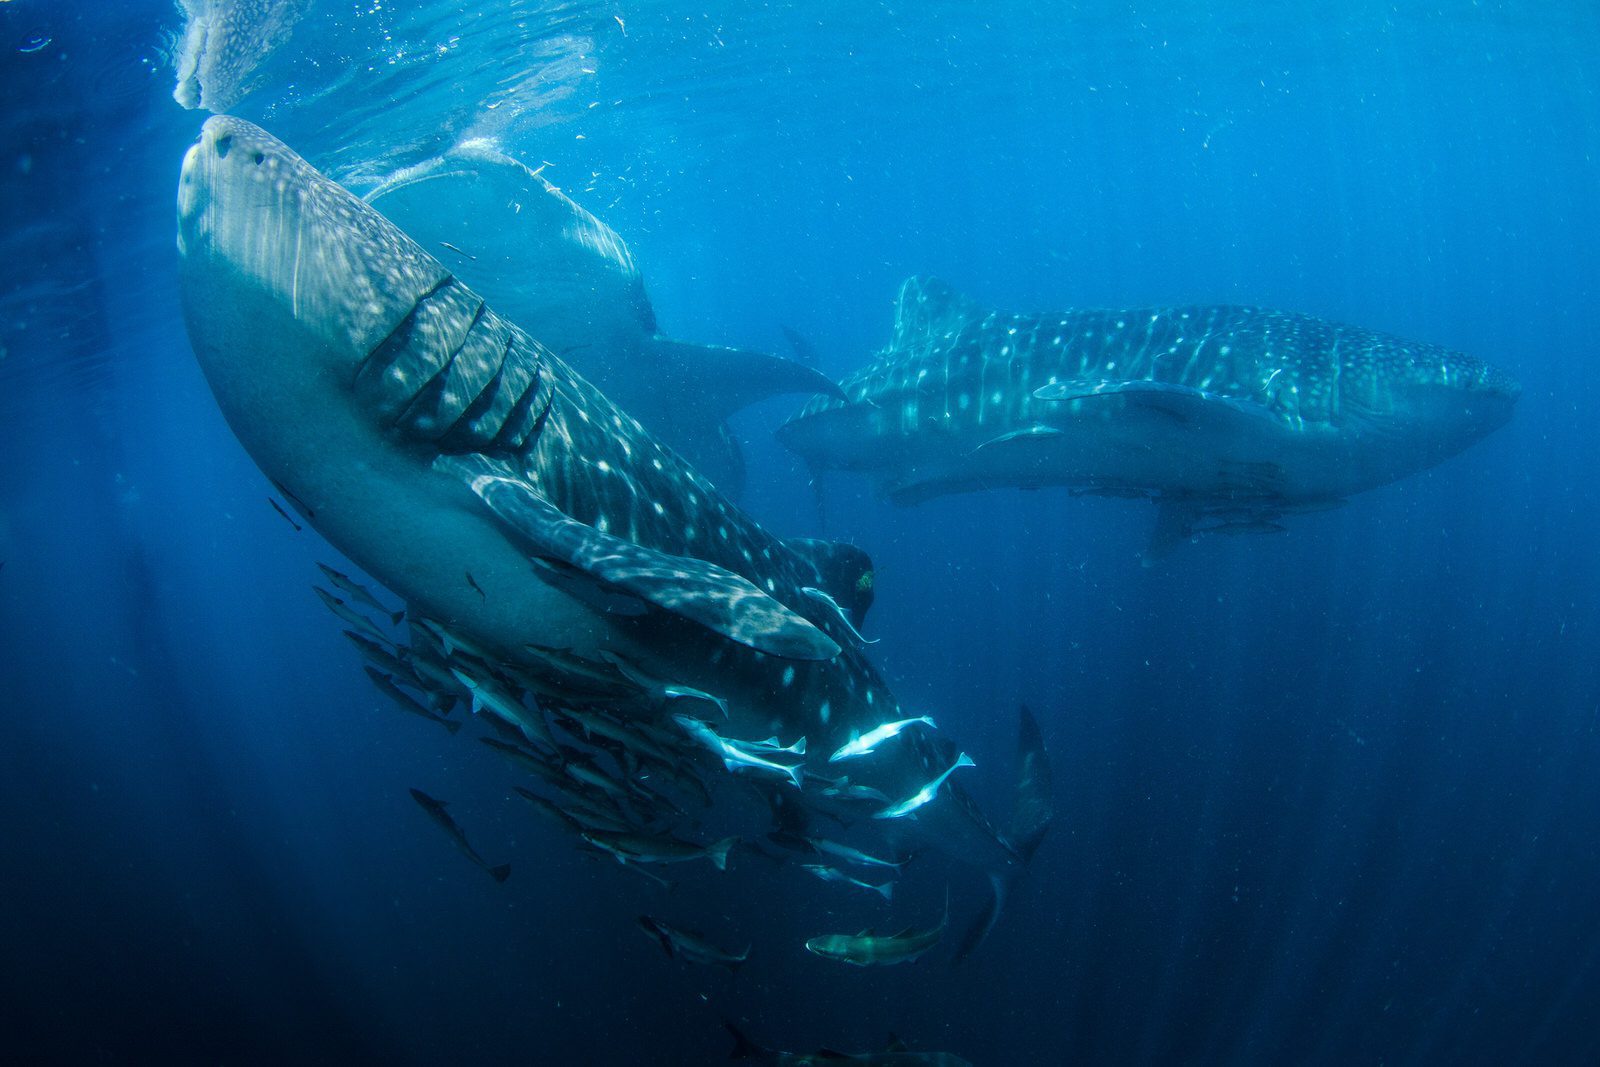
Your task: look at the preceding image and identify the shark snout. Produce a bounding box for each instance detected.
[178,115,456,373]
[1478,363,1521,403]
[178,117,268,254]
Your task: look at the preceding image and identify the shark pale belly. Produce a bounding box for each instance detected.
[177,120,1048,910]
[779,278,1519,551]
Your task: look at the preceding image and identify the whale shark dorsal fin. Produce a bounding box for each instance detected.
[437,454,841,662]
[892,276,982,349]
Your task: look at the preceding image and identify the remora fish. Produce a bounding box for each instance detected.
[725,1023,973,1067]
[804,896,948,966]
[809,837,906,871]
[361,140,844,495]
[312,586,390,644]
[778,277,1519,557]
[364,666,461,735]
[674,715,806,788]
[874,754,976,820]
[177,118,1047,940]
[319,561,405,623]
[450,665,557,750]
[637,916,750,971]
[829,716,936,762]
[802,864,895,902]
[408,788,511,882]
[580,829,738,870]
[514,785,634,836]
[343,629,420,686]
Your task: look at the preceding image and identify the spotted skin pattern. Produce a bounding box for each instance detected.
[780,277,1518,518]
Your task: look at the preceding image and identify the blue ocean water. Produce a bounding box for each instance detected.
[1,2,1596,1063]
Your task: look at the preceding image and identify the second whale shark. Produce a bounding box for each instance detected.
[779,277,1519,555]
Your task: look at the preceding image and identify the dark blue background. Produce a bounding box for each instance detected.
[2,3,1596,1063]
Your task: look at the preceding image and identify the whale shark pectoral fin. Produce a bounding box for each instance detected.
[437,454,841,661]
[1033,379,1280,430]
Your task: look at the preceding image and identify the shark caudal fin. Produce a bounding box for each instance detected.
[953,705,1054,964]
[643,338,845,423]
[632,337,844,497]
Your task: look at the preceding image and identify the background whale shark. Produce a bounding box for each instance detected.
[779,277,1519,556]
[177,117,1049,946]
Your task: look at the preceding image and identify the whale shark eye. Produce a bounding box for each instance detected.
[253,151,265,165]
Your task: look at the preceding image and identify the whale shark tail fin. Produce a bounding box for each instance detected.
[643,337,844,426]
[634,337,843,496]
[953,705,1054,965]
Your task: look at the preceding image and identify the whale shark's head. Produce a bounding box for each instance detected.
[1345,341,1520,465]
[178,115,449,385]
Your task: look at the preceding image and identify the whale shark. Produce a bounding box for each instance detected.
[173,0,310,112]
[779,277,1519,555]
[358,141,842,495]
[177,119,1049,935]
